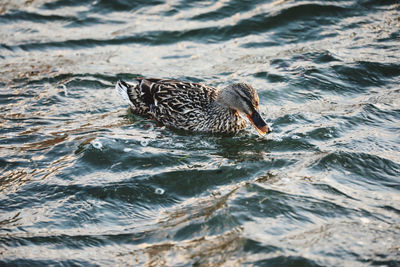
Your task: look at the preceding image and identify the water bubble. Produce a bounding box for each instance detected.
[91,140,103,150]
[291,135,301,140]
[155,188,165,195]
[140,139,149,147]
[269,170,279,176]
[123,148,132,152]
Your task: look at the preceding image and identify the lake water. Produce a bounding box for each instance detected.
[1,0,399,266]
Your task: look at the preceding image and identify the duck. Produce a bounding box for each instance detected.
[115,78,271,135]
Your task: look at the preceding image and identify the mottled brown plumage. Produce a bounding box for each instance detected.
[115,78,270,135]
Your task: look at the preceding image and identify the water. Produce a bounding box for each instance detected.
[1,0,399,266]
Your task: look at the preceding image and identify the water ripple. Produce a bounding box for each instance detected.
[1,0,400,266]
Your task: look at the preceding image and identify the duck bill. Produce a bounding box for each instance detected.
[247,110,271,135]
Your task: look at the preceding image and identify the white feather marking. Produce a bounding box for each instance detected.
[139,80,145,95]
[115,81,134,108]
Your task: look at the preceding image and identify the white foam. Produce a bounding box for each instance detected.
[155,188,165,195]
[91,140,103,150]
[140,140,149,147]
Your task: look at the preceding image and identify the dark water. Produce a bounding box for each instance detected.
[1,0,400,266]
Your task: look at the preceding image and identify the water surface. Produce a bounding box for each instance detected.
[1,0,400,266]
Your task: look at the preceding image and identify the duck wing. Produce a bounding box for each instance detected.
[116,78,218,131]
[139,78,216,110]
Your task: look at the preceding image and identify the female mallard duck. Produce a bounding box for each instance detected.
[115,78,271,135]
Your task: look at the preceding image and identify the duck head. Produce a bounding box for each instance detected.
[217,83,272,135]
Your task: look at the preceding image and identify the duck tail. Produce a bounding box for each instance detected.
[115,80,134,107]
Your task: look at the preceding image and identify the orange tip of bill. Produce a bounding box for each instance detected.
[247,111,272,136]
[256,124,272,136]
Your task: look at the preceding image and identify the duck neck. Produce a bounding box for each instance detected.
[209,101,234,117]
